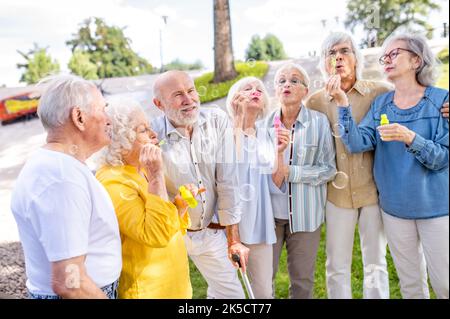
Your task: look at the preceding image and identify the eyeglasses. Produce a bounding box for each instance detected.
[327,47,353,57]
[379,48,416,65]
[276,78,307,87]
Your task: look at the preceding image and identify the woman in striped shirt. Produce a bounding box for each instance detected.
[264,63,337,299]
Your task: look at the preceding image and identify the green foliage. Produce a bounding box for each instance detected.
[245,34,287,61]
[245,35,269,61]
[345,0,441,47]
[194,61,269,103]
[66,17,152,79]
[437,47,449,64]
[16,43,60,84]
[68,50,99,80]
[164,59,204,71]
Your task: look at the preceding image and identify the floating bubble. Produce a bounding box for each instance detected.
[363,264,387,289]
[175,161,191,175]
[297,147,306,161]
[331,123,345,138]
[199,136,215,156]
[246,58,256,68]
[119,179,140,201]
[331,171,349,189]
[197,86,207,97]
[313,80,324,89]
[64,264,80,289]
[109,166,124,176]
[340,153,347,160]
[211,89,219,98]
[239,183,256,202]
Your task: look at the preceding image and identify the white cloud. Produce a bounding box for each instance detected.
[0,0,165,86]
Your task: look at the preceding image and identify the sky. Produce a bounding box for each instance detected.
[0,0,448,87]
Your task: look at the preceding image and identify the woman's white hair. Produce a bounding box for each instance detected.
[98,96,144,167]
[37,74,97,130]
[225,76,271,120]
[273,62,311,88]
[319,32,364,80]
[381,32,440,86]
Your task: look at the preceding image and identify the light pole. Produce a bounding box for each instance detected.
[160,15,168,73]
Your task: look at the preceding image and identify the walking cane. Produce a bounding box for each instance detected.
[232,253,255,299]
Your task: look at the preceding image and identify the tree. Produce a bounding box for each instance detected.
[66,17,152,78]
[164,59,204,71]
[245,35,268,61]
[213,0,237,83]
[263,34,287,60]
[16,43,60,84]
[68,50,99,80]
[345,0,440,47]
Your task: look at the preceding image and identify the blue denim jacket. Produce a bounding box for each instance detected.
[338,86,449,219]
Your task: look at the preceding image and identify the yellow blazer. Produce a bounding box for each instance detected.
[96,165,192,299]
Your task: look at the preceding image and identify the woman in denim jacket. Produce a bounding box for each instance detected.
[336,33,448,299]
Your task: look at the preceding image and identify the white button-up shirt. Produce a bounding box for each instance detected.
[151,108,241,230]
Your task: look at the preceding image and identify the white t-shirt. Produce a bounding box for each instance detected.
[11,148,122,295]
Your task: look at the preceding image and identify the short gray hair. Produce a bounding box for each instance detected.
[225,76,271,120]
[37,74,97,130]
[381,32,439,86]
[274,62,311,88]
[98,97,144,167]
[319,32,364,80]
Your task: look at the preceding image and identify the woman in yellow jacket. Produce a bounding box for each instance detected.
[96,97,198,299]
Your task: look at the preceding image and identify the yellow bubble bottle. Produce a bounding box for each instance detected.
[380,114,390,126]
[179,185,198,208]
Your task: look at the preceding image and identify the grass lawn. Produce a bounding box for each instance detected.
[189,226,436,299]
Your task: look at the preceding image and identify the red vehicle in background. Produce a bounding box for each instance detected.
[0,92,40,124]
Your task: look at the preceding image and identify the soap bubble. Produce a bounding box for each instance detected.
[197,86,207,97]
[239,184,256,202]
[69,145,79,156]
[331,123,345,138]
[331,171,349,189]
[199,136,215,157]
[109,167,124,176]
[119,179,140,201]
[246,58,256,68]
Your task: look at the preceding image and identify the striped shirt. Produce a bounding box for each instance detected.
[260,105,337,233]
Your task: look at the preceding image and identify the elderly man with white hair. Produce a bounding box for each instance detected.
[225,76,290,298]
[10,74,122,299]
[264,62,336,299]
[151,70,248,299]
